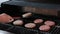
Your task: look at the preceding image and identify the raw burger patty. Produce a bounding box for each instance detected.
[0,13,14,23]
[39,25,50,31]
[25,23,36,28]
[13,20,23,25]
[22,13,32,18]
[34,19,43,24]
[44,21,55,26]
[13,17,21,19]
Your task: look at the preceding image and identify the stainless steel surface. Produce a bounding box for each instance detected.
[0,30,14,34]
[0,0,9,7]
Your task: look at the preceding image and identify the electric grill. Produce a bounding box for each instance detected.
[0,0,60,34]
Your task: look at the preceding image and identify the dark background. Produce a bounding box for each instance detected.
[12,0,60,4]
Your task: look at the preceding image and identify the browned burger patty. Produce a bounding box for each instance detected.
[34,19,43,24]
[25,23,36,28]
[44,21,55,26]
[13,20,23,26]
[39,25,50,31]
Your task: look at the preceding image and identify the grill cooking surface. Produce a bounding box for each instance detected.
[0,12,60,34]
